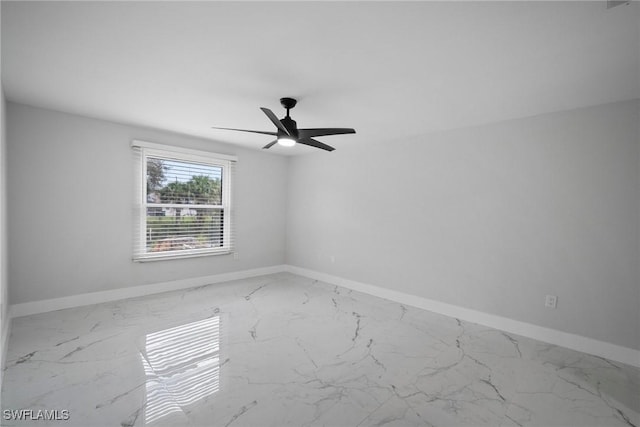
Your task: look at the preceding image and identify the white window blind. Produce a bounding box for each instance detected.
[132,141,236,261]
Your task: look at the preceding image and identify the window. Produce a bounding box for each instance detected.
[132,140,236,261]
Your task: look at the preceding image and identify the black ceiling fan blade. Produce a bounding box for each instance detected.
[298,128,356,138]
[298,137,335,152]
[211,126,277,136]
[260,107,290,135]
[262,140,278,149]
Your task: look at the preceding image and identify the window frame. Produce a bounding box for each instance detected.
[132,140,236,262]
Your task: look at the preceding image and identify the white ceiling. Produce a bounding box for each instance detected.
[2,1,638,155]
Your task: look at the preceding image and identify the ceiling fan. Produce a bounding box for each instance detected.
[211,97,356,152]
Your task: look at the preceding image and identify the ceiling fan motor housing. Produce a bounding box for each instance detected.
[279,116,298,139]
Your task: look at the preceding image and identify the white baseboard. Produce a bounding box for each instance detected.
[284,265,640,368]
[7,263,639,368]
[9,265,287,319]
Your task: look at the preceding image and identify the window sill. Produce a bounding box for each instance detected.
[133,249,232,263]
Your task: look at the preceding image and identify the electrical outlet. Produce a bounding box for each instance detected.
[545,295,557,309]
[233,252,239,260]
[330,255,335,263]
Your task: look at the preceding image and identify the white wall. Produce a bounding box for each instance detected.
[7,103,288,305]
[0,92,5,387]
[287,99,640,351]
[0,86,7,381]
[0,3,9,381]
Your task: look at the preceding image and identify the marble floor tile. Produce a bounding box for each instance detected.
[1,273,638,426]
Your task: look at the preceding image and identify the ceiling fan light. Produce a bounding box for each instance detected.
[277,137,296,147]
